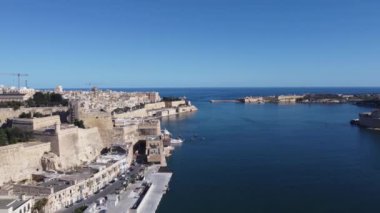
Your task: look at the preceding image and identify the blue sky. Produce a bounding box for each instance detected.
[0,0,379,88]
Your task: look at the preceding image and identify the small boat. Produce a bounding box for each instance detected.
[350,119,359,125]
[170,138,184,144]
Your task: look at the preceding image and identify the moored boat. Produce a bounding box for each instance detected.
[170,138,184,144]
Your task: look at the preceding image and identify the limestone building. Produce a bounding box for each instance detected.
[0,94,30,103]
[0,196,34,213]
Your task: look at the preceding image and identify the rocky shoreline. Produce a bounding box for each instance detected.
[210,93,380,107]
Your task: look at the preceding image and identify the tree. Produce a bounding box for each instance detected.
[19,112,32,118]
[0,129,8,146]
[26,92,68,107]
[74,206,88,213]
[33,198,48,213]
[32,92,48,107]
[50,93,63,103]
[74,119,85,129]
[3,127,34,144]
[0,101,22,110]
[34,112,44,118]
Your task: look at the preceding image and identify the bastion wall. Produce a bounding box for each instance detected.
[57,127,103,168]
[78,113,114,146]
[144,102,166,110]
[36,127,103,170]
[0,107,68,125]
[0,142,51,186]
[112,108,148,119]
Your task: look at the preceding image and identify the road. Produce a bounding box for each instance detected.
[57,164,143,213]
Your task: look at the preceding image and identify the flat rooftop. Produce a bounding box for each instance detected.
[40,179,72,192]
[0,93,26,96]
[0,198,29,210]
[25,154,126,192]
[35,167,97,192]
[60,167,95,182]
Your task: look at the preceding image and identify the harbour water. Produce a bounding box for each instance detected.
[125,88,380,212]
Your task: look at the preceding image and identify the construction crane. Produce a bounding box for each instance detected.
[0,72,29,89]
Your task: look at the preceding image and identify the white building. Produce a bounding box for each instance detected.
[0,196,34,213]
[55,85,63,94]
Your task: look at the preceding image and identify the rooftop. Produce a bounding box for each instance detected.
[0,93,26,96]
[0,198,30,210]
[40,179,73,192]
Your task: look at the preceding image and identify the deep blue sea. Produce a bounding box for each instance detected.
[127,88,380,213]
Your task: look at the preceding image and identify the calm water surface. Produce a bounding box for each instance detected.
[130,88,380,213]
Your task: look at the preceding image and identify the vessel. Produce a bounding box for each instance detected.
[170,138,184,144]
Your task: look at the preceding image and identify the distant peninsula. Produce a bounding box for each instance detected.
[210,93,380,108]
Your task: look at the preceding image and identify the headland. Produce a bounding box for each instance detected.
[210,93,380,107]
[0,85,197,213]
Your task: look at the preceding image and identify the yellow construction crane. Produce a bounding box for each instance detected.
[0,72,29,89]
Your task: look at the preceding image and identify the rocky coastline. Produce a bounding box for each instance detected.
[210,93,380,107]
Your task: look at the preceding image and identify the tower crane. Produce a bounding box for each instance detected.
[0,72,29,89]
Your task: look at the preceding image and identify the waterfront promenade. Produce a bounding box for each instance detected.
[108,165,172,213]
[138,172,172,212]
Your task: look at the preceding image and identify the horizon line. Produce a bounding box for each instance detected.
[36,86,380,90]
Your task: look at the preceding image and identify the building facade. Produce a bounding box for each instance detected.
[13,155,127,213]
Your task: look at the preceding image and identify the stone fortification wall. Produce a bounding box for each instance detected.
[144,102,166,110]
[0,107,68,125]
[79,113,113,130]
[0,142,51,186]
[12,116,61,131]
[112,125,139,145]
[138,120,161,136]
[112,100,189,120]
[55,127,103,169]
[79,113,114,146]
[35,127,103,170]
[165,100,186,108]
[113,108,148,119]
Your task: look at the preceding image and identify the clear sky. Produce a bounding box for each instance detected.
[0,0,379,88]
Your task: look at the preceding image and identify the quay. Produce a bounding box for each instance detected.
[107,165,172,213]
[138,170,172,212]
